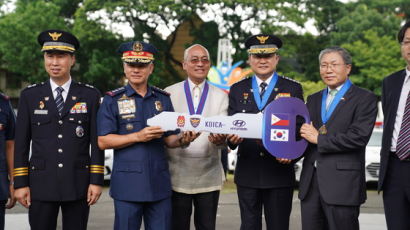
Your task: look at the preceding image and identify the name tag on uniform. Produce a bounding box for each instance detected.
[70,102,87,114]
[34,109,48,115]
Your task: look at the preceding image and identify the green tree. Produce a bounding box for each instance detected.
[0,1,67,83]
[343,30,403,96]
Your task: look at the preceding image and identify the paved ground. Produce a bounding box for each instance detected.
[5,183,386,230]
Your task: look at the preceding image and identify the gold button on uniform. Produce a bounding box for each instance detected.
[58,149,63,153]
[58,120,63,125]
[58,163,63,168]
[58,134,63,139]
[260,152,264,157]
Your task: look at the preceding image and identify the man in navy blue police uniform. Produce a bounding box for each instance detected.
[97,41,198,230]
[0,93,16,230]
[227,34,304,230]
[13,29,104,230]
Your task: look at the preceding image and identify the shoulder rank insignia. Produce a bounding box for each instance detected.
[151,86,170,96]
[0,92,9,100]
[280,75,301,84]
[106,87,126,97]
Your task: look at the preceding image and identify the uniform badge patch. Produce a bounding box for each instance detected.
[39,101,45,109]
[275,93,291,100]
[118,94,136,115]
[155,101,163,112]
[70,102,87,113]
[126,123,134,131]
[76,126,84,137]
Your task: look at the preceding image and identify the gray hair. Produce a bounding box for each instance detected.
[318,46,352,65]
[183,44,210,61]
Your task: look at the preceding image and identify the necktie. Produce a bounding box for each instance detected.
[396,90,410,160]
[193,85,200,110]
[55,87,65,116]
[326,89,338,110]
[260,82,268,100]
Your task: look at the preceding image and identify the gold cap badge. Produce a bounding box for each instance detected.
[133,42,143,52]
[256,36,269,44]
[48,32,62,41]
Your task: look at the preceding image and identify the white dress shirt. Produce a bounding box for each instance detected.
[326,83,344,110]
[391,68,410,151]
[255,74,273,94]
[50,78,72,102]
[187,78,206,110]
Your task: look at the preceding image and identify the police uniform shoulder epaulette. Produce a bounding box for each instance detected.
[106,87,126,97]
[280,75,301,84]
[0,92,9,100]
[77,82,95,89]
[23,82,45,91]
[151,86,170,96]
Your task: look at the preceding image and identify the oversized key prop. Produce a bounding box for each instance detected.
[148,97,310,159]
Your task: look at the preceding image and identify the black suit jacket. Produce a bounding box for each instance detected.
[228,76,304,188]
[298,84,377,206]
[378,69,407,191]
[14,80,104,201]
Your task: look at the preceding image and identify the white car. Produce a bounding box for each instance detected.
[104,149,113,181]
[364,128,382,182]
[295,128,383,182]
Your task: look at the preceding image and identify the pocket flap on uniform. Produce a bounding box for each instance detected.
[67,115,88,124]
[29,159,45,170]
[336,162,361,170]
[116,162,142,172]
[31,116,51,126]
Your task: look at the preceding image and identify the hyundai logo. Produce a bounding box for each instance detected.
[233,120,246,127]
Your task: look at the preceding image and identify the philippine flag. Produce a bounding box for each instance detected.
[271,114,289,126]
[270,129,289,141]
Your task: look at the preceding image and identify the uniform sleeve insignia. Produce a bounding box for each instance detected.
[151,86,170,96]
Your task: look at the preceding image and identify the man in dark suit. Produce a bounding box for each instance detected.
[228,34,304,230]
[299,46,377,230]
[13,29,104,230]
[378,21,410,230]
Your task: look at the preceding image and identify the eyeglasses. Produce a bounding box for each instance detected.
[401,41,410,47]
[319,63,346,70]
[189,58,210,65]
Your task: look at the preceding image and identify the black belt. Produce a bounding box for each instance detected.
[390,151,410,161]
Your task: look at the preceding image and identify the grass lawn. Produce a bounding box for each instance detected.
[222,173,237,194]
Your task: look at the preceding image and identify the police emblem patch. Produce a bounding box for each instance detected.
[39,101,45,109]
[177,116,185,128]
[133,42,143,52]
[76,126,84,137]
[155,101,163,112]
[48,32,62,41]
[126,123,134,131]
[190,117,201,128]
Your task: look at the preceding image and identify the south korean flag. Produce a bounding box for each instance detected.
[270,129,289,142]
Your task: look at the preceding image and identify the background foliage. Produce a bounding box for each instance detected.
[0,0,409,95]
